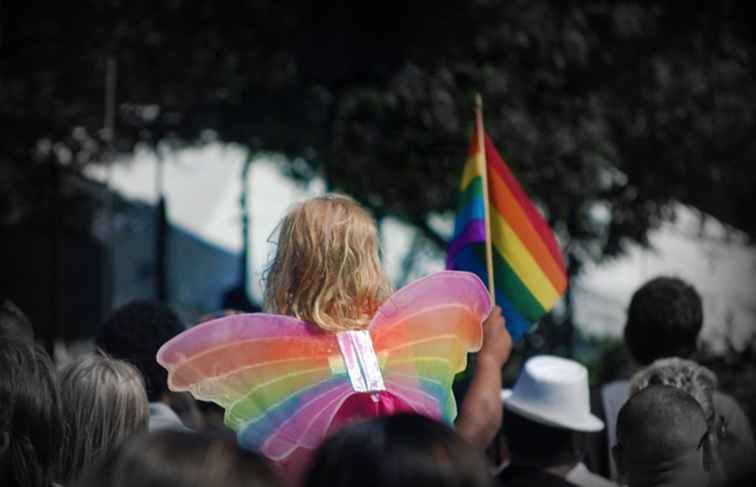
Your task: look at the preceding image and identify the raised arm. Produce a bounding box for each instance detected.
[455,305,512,449]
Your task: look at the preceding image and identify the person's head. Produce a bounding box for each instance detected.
[0,300,34,343]
[57,353,149,484]
[614,385,711,487]
[305,413,493,487]
[75,431,281,487]
[264,194,392,332]
[630,357,720,437]
[96,300,185,402]
[502,411,581,468]
[0,338,62,487]
[500,355,603,469]
[624,276,703,365]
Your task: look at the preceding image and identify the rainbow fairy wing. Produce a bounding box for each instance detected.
[370,271,491,424]
[157,313,354,459]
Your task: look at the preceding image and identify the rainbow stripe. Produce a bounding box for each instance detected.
[446,123,567,340]
[157,271,490,462]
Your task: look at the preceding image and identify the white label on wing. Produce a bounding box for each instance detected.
[336,330,385,393]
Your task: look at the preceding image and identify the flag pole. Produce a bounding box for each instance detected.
[474,93,496,304]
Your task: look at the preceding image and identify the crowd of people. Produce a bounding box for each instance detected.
[1,194,754,487]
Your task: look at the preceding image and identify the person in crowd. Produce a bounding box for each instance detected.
[613,385,712,487]
[593,276,754,480]
[497,355,615,487]
[56,353,149,485]
[265,194,511,448]
[0,299,34,343]
[75,431,281,487]
[96,300,197,432]
[305,413,493,487]
[630,357,727,484]
[630,358,719,425]
[158,194,511,485]
[0,338,62,487]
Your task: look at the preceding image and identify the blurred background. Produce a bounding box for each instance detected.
[1,0,755,417]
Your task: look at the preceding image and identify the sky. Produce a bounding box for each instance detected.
[87,143,756,352]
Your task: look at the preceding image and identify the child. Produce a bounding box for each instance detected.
[158,194,511,481]
[263,194,393,333]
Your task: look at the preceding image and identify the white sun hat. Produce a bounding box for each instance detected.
[501,355,604,432]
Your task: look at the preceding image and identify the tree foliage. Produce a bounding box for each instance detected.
[2,0,755,261]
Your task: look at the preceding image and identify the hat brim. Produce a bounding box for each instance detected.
[500,389,605,433]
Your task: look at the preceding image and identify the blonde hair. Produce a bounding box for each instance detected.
[264,194,392,332]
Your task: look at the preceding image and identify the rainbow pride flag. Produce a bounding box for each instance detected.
[446,106,567,340]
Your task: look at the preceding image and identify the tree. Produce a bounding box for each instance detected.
[2,0,754,257]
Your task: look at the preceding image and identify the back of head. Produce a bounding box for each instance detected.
[630,357,718,429]
[624,276,703,365]
[0,300,34,343]
[616,385,710,486]
[75,431,281,487]
[264,194,392,332]
[305,413,493,487]
[96,300,185,401]
[57,353,149,484]
[0,338,62,487]
[503,411,578,468]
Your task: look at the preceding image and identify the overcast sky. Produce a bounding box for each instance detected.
[87,143,756,351]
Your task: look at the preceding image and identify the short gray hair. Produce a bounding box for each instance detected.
[630,357,717,426]
[56,352,149,484]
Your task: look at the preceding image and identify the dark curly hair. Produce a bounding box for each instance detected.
[624,276,703,365]
[95,301,185,402]
[305,414,493,487]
